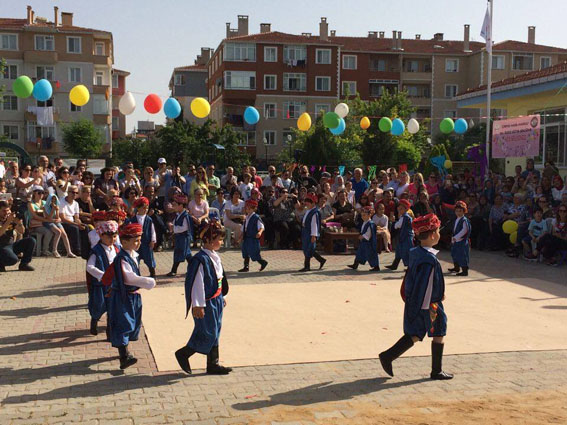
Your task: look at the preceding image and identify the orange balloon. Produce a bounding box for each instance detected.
[360,116,371,130]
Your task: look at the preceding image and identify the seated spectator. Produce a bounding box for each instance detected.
[59,185,85,256]
[259,186,276,248]
[271,188,299,249]
[224,188,246,242]
[344,181,356,205]
[318,193,334,225]
[503,193,530,256]
[523,208,550,260]
[281,170,295,191]
[188,188,209,227]
[488,194,507,250]
[332,189,355,229]
[81,171,95,188]
[262,165,282,187]
[332,175,345,194]
[413,190,433,217]
[551,175,565,206]
[27,185,53,256]
[211,188,227,220]
[238,173,254,201]
[355,194,371,229]
[221,166,237,189]
[43,194,76,258]
[321,182,334,205]
[470,194,491,250]
[0,200,35,272]
[536,206,567,265]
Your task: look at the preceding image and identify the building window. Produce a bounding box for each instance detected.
[70,101,82,112]
[1,95,18,111]
[315,104,330,115]
[37,66,54,80]
[264,74,277,90]
[283,45,307,62]
[35,35,54,51]
[343,55,357,70]
[263,130,276,145]
[223,43,256,61]
[370,59,386,71]
[3,125,18,140]
[532,108,567,167]
[342,81,356,95]
[95,42,105,55]
[264,46,277,62]
[315,76,331,91]
[512,53,533,70]
[174,74,184,86]
[444,110,457,119]
[112,74,119,88]
[540,56,552,69]
[2,64,17,80]
[283,101,306,119]
[27,121,56,141]
[492,55,505,70]
[93,95,108,114]
[68,67,82,83]
[283,73,306,91]
[37,99,53,107]
[224,71,256,90]
[444,84,458,98]
[316,49,331,64]
[264,103,277,119]
[112,116,119,131]
[445,58,459,72]
[404,85,430,98]
[237,131,256,146]
[282,129,295,145]
[404,60,420,72]
[67,36,82,53]
[95,71,104,86]
[1,33,18,50]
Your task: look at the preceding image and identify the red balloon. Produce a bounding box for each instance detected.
[144,94,162,114]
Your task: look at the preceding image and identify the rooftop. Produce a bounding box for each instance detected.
[173,64,207,72]
[0,17,111,35]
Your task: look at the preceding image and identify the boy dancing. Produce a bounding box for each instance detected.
[448,201,471,277]
[386,199,414,271]
[167,194,194,277]
[379,213,453,380]
[238,199,268,272]
[299,193,327,272]
[129,197,157,278]
[348,206,380,271]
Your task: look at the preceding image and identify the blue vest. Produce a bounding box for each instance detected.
[399,213,414,241]
[453,216,471,239]
[129,215,154,245]
[175,210,193,237]
[405,246,444,320]
[243,213,261,239]
[302,208,321,239]
[361,220,378,250]
[111,249,141,302]
[90,243,115,285]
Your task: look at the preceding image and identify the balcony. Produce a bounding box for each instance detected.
[93,114,111,125]
[25,139,60,154]
[25,107,61,122]
[93,55,112,67]
[283,59,307,68]
[93,84,110,94]
[407,96,432,107]
[401,71,432,82]
[23,50,58,64]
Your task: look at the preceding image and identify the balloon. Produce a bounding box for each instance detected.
[297,112,312,131]
[244,106,260,125]
[144,94,162,114]
[330,117,346,135]
[69,84,90,106]
[454,118,468,134]
[444,160,452,169]
[468,119,475,128]
[334,103,349,118]
[360,116,371,130]
[378,117,392,132]
[323,112,340,129]
[440,117,455,134]
[191,97,210,118]
[509,231,518,244]
[407,118,420,134]
[164,97,181,119]
[12,76,34,98]
[32,79,53,102]
[119,91,136,115]
[391,118,405,136]
[502,220,518,235]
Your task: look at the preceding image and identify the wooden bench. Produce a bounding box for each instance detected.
[322,231,360,254]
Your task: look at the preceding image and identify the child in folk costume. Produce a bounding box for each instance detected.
[379,213,453,380]
[348,206,380,271]
[128,197,157,278]
[298,193,327,272]
[167,194,194,277]
[238,199,268,272]
[88,211,108,248]
[105,210,127,228]
[448,201,471,277]
[175,219,231,375]
[386,199,414,271]
[86,220,119,338]
[103,223,156,369]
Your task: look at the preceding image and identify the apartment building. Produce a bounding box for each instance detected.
[112,68,130,140]
[205,16,567,159]
[0,5,118,158]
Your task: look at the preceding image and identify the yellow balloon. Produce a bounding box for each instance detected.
[360,116,371,130]
[444,159,452,169]
[502,220,518,235]
[297,112,312,131]
[190,97,210,118]
[69,84,90,106]
[509,231,518,244]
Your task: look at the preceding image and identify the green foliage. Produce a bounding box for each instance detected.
[392,139,421,170]
[423,143,451,177]
[434,122,486,161]
[61,118,104,158]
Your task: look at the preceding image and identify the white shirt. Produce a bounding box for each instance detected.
[60,198,80,221]
[394,215,405,230]
[242,212,264,234]
[262,175,283,187]
[191,249,223,308]
[346,190,355,205]
[136,214,156,243]
[86,243,117,281]
[396,183,409,198]
[421,246,439,310]
[361,219,372,240]
[453,216,469,242]
[122,251,156,289]
[373,214,388,228]
[173,212,189,234]
[238,183,253,200]
[302,207,319,237]
[0,163,5,179]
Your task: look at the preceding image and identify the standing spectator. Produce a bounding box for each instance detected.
[408,173,425,201]
[93,168,119,210]
[350,168,369,203]
[425,173,440,195]
[15,164,34,202]
[206,165,220,203]
[221,166,237,189]
[77,185,95,225]
[60,186,85,256]
[395,171,410,198]
[238,173,254,201]
[155,158,171,204]
[119,166,142,194]
[189,166,209,199]
[296,166,318,190]
[168,165,186,193]
[373,202,391,251]
[224,188,246,243]
[413,191,433,217]
[344,180,356,205]
[141,167,160,193]
[281,170,295,191]
[55,166,72,199]
[262,165,282,187]
[386,168,399,192]
[249,166,263,188]
[0,200,35,272]
[271,188,297,249]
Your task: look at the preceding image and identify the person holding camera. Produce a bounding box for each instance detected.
[0,200,35,272]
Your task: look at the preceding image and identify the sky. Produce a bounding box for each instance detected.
[5,0,567,131]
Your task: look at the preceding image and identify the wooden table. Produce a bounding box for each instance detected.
[322,231,360,254]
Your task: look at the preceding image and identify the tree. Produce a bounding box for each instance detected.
[434,122,486,161]
[61,119,104,158]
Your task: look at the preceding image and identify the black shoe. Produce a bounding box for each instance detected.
[18,263,34,271]
[259,260,268,271]
[318,258,327,270]
[149,267,156,279]
[378,335,415,377]
[456,267,468,276]
[347,262,359,270]
[298,266,310,272]
[385,264,398,271]
[206,346,232,375]
[166,271,176,277]
[175,346,194,375]
[238,266,249,273]
[430,341,453,380]
[90,318,98,336]
[298,259,310,272]
[431,371,454,380]
[0,264,5,273]
[370,266,381,272]
[118,346,137,370]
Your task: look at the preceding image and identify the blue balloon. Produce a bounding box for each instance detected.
[164,97,181,119]
[330,117,346,135]
[391,118,405,136]
[33,79,53,102]
[454,118,468,134]
[244,106,260,125]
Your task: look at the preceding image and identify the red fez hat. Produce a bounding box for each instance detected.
[133,197,149,208]
[245,199,258,208]
[92,211,107,221]
[398,199,411,210]
[106,210,127,222]
[119,223,143,237]
[173,193,188,204]
[412,213,441,235]
[304,193,318,204]
[455,200,468,213]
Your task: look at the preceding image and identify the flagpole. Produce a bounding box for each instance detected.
[485,0,493,178]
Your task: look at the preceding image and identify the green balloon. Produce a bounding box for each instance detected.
[12,76,34,98]
[323,112,340,129]
[378,117,392,132]
[440,118,455,134]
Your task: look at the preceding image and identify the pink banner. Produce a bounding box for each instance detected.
[492,115,540,158]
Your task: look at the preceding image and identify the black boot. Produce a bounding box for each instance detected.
[378,335,415,377]
[149,266,156,278]
[206,346,232,375]
[238,257,250,273]
[298,258,311,272]
[347,260,359,270]
[456,267,468,277]
[430,342,453,380]
[90,318,98,336]
[314,252,326,269]
[118,345,137,370]
[448,263,460,273]
[105,316,111,342]
[259,259,268,271]
[385,257,400,271]
[167,262,180,277]
[370,265,381,272]
[175,345,195,375]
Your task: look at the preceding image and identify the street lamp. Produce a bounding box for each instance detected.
[287,134,293,160]
[263,137,268,169]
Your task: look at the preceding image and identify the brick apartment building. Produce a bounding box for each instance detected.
[0,5,127,159]
[200,15,567,160]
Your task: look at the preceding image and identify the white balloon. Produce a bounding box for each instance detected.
[468,119,475,128]
[334,103,349,118]
[118,91,136,115]
[407,118,420,134]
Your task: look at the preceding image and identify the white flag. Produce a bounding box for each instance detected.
[480,2,492,52]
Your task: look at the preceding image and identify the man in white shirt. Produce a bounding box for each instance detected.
[60,185,85,256]
[262,165,283,187]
